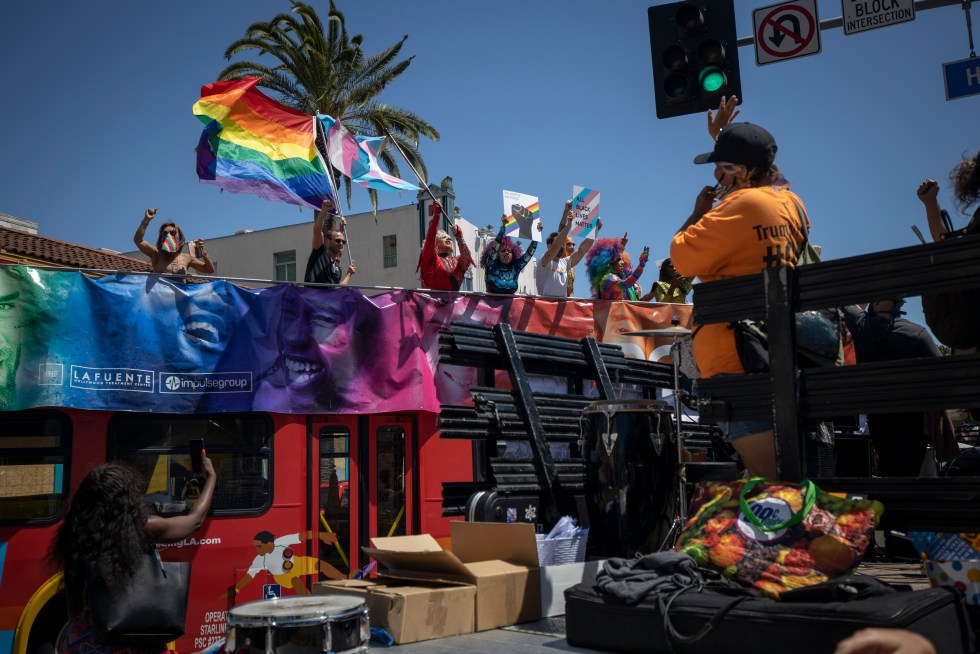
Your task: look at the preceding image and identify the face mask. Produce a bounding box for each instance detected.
[160,233,180,253]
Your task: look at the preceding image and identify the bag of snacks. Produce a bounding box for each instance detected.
[676,478,884,598]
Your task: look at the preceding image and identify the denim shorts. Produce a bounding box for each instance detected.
[711,373,773,442]
[715,418,774,443]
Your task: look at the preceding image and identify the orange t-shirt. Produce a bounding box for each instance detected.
[670,185,809,378]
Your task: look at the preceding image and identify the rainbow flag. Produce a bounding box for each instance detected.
[193,77,333,209]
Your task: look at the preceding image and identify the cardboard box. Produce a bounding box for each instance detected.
[363,522,541,631]
[540,560,603,617]
[314,578,475,644]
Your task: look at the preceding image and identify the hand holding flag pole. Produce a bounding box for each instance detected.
[316,120,355,267]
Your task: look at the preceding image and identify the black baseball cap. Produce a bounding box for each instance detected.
[693,122,778,168]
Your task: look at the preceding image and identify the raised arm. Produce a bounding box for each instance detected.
[453,223,473,270]
[540,201,574,267]
[916,179,947,242]
[146,455,216,542]
[188,239,216,275]
[312,198,336,251]
[134,209,160,261]
[707,95,739,140]
[568,217,602,268]
[517,240,538,272]
[603,247,648,295]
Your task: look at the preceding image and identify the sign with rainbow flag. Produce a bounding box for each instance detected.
[501,190,542,241]
[570,186,600,239]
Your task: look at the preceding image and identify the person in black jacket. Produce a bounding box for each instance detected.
[305,199,356,285]
[844,299,940,476]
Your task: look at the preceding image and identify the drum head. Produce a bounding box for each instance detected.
[229,595,365,624]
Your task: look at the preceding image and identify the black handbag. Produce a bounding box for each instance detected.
[731,200,844,374]
[86,549,191,646]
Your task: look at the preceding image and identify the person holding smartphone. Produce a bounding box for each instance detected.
[585,238,650,301]
[670,122,806,479]
[133,208,215,276]
[48,456,216,652]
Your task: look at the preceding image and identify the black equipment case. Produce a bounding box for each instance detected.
[565,579,975,654]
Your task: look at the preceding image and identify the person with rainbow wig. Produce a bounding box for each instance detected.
[134,208,215,275]
[481,214,538,294]
[585,237,649,300]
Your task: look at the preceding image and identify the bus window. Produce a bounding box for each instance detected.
[0,411,70,524]
[318,427,350,576]
[376,426,405,538]
[108,414,272,515]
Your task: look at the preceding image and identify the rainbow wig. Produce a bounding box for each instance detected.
[480,235,524,269]
[585,237,625,293]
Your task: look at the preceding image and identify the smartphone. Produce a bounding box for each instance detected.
[189,438,204,474]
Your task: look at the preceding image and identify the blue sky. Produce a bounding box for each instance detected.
[2,0,976,320]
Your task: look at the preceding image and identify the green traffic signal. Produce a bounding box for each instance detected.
[699,66,726,93]
[648,0,741,119]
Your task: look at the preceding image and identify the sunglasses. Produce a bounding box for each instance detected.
[334,238,347,245]
[162,228,177,235]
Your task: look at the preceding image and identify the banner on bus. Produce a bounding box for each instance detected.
[0,266,689,414]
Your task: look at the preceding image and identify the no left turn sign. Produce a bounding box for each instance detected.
[753,0,822,66]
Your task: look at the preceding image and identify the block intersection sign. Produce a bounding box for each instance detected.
[841,0,915,35]
[753,0,822,66]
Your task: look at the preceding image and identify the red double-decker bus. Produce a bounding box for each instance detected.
[0,267,686,652]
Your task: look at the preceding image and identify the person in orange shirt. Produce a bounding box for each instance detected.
[670,123,809,479]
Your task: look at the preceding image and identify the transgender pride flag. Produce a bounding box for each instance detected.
[317,115,418,192]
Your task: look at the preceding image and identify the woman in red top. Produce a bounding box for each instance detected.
[417,202,473,291]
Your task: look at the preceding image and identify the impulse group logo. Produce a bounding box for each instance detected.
[70,366,154,392]
[158,371,252,394]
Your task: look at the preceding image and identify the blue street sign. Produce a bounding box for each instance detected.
[943,56,980,101]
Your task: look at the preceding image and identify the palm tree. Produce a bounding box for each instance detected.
[218,1,439,210]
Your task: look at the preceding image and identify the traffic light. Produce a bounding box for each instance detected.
[648,0,742,119]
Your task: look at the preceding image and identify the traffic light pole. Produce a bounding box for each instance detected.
[735,0,967,46]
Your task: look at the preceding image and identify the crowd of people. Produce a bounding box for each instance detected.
[128,102,980,485]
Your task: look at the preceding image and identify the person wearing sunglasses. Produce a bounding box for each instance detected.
[133,208,215,276]
[305,198,356,286]
[417,201,472,291]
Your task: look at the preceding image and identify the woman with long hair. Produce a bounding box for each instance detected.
[917,148,980,241]
[133,209,215,276]
[48,458,216,652]
[481,214,538,294]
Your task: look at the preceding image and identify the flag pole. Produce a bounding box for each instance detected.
[314,118,355,267]
[382,128,440,208]
[382,128,460,256]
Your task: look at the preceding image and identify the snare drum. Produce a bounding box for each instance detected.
[225,595,369,654]
[582,400,679,558]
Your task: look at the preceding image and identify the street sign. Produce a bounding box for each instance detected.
[841,0,915,36]
[943,56,980,101]
[753,0,822,66]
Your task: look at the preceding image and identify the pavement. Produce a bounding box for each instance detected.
[372,560,932,653]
